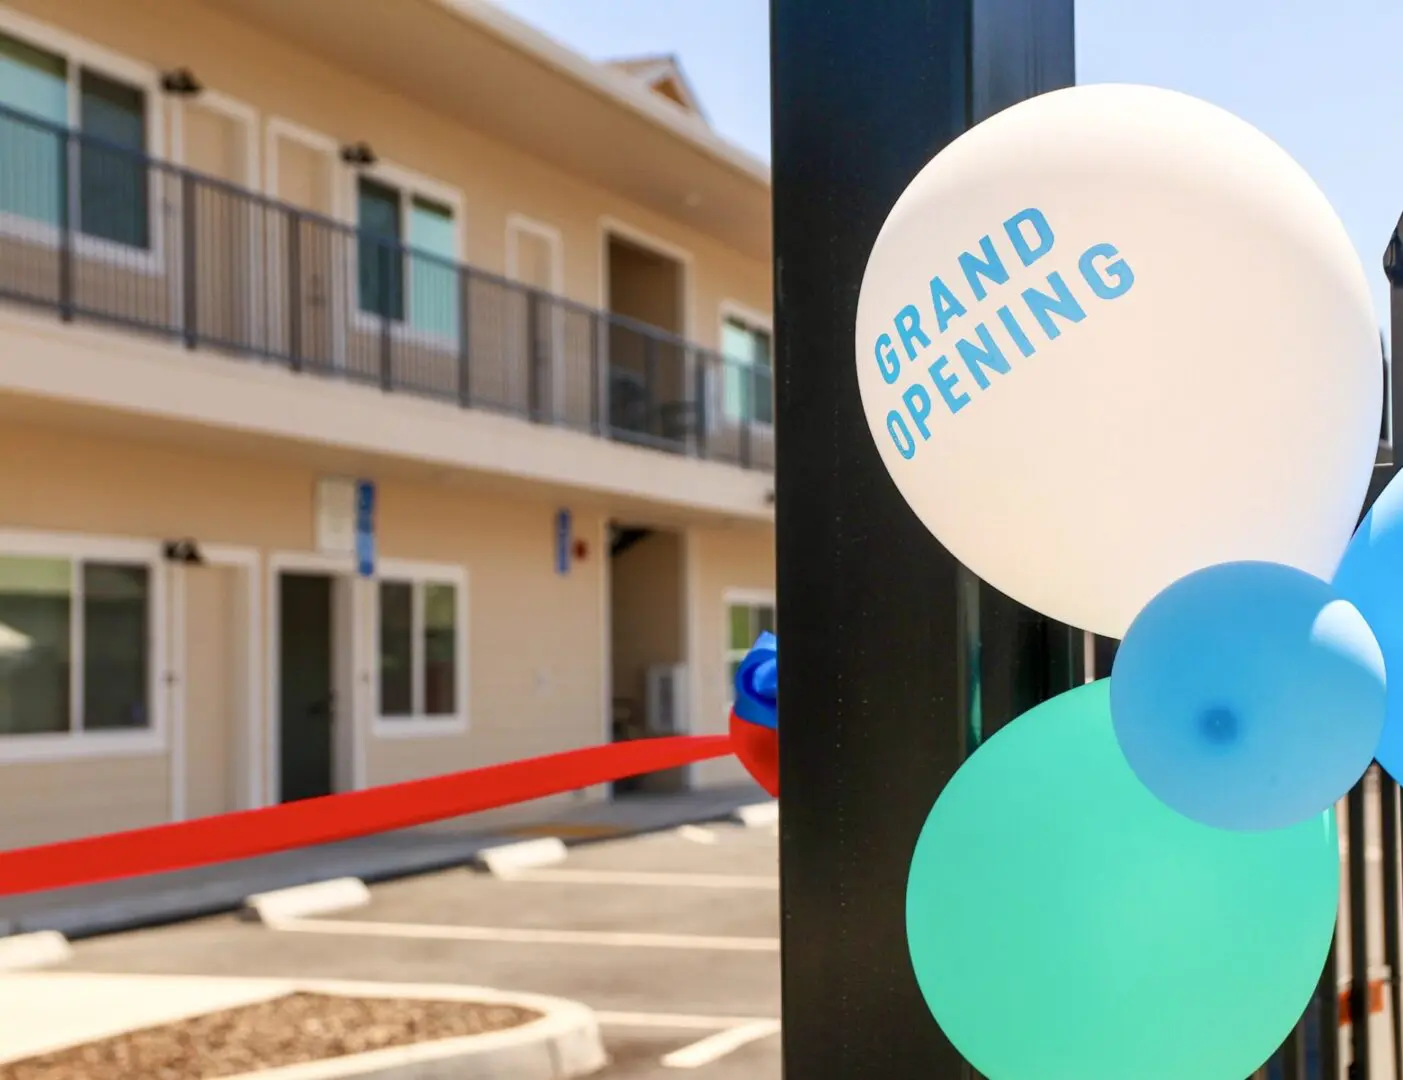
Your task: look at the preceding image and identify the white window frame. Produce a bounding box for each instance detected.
[0,528,166,763]
[371,558,469,739]
[716,300,775,433]
[0,6,166,275]
[506,213,567,420]
[347,158,465,352]
[723,587,775,705]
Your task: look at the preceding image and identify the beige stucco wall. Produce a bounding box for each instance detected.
[0,419,610,845]
[373,479,610,830]
[690,522,775,788]
[0,755,170,850]
[2,0,772,348]
[0,416,776,847]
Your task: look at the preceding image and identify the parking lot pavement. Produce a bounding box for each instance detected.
[50,819,783,1079]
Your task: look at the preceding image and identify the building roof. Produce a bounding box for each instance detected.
[437,0,767,186]
[199,0,772,257]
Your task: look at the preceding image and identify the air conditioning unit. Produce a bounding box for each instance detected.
[646,663,690,736]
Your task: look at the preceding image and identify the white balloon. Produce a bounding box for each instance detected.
[854,83,1381,639]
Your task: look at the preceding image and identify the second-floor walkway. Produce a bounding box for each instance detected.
[0,104,774,473]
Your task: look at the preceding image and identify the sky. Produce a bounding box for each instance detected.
[493,0,1403,343]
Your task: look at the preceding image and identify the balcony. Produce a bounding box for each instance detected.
[0,104,774,473]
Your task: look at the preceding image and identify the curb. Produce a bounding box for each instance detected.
[0,784,770,942]
[242,879,372,924]
[474,838,569,878]
[731,801,779,828]
[0,931,71,971]
[211,980,605,1080]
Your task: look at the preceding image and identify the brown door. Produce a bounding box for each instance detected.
[508,224,560,419]
[181,103,252,351]
[271,133,337,367]
[183,565,247,819]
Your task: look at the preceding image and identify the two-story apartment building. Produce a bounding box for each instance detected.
[0,0,775,849]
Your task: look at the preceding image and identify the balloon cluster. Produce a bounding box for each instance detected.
[856,84,1386,1080]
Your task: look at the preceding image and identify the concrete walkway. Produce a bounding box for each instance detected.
[0,783,769,940]
[0,972,286,1064]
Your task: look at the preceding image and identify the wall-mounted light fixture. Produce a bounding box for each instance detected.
[340,142,378,168]
[159,68,204,96]
[162,538,205,565]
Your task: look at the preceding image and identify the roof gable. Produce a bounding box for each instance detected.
[607,54,708,122]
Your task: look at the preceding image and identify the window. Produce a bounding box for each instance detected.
[78,69,148,248]
[0,554,152,737]
[377,578,461,722]
[356,175,459,341]
[0,29,151,249]
[726,597,775,704]
[721,314,774,426]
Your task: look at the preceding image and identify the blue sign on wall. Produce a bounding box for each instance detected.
[356,480,376,577]
[555,508,572,576]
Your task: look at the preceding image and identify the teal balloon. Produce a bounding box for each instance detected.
[906,680,1339,1080]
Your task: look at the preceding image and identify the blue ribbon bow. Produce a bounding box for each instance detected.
[733,631,778,730]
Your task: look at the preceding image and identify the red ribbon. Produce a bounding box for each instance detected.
[0,735,732,898]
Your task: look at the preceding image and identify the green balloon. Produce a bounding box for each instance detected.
[906,680,1338,1080]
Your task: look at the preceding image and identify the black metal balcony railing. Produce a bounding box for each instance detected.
[0,104,774,472]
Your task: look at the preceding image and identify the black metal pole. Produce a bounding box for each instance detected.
[1380,775,1402,1080]
[1384,215,1403,478]
[1348,779,1372,1076]
[1322,936,1341,1080]
[1280,1019,1308,1080]
[772,2,1074,1077]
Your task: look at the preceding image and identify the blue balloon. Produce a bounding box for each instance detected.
[1111,560,1384,831]
[733,631,778,730]
[1336,471,1403,781]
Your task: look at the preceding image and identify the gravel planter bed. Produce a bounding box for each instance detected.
[0,991,542,1080]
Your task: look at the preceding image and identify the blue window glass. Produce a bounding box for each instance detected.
[721,316,773,425]
[77,69,147,248]
[0,32,67,228]
[407,196,457,340]
[356,178,459,342]
[357,177,403,321]
[0,31,150,250]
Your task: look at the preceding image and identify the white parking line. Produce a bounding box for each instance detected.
[267,917,780,953]
[503,868,778,890]
[676,825,718,844]
[595,1010,777,1031]
[661,1020,783,1068]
